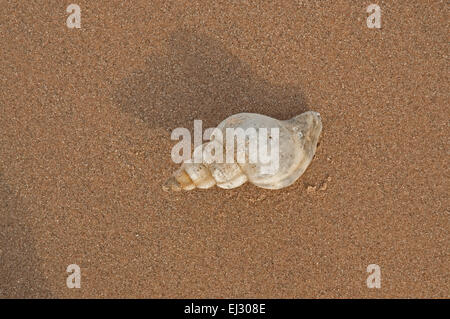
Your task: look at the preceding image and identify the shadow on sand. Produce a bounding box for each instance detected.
[0,174,52,298]
[115,29,308,132]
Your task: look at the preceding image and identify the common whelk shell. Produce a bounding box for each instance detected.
[163,111,322,191]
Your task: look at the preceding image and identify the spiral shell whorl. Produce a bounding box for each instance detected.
[163,159,248,191]
[163,111,322,191]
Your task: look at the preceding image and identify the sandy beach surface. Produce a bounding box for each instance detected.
[1,1,448,298]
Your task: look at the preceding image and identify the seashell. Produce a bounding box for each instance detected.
[163,111,322,191]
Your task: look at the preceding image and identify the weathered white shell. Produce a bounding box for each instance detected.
[163,111,322,191]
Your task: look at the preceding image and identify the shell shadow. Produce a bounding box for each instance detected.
[114,29,308,131]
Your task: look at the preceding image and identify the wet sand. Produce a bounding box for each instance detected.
[0,1,448,298]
